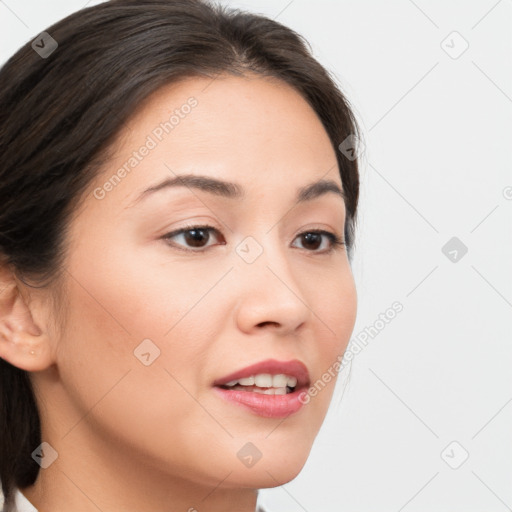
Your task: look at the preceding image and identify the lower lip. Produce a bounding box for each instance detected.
[213,386,307,418]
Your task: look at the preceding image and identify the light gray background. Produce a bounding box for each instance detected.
[1,1,511,511]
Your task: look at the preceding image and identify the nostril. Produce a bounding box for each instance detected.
[257,321,279,328]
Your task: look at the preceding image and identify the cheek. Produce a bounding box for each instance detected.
[308,261,357,354]
[55,260,219,474]
[302,264,357,411]
[65,223,207,341]
[58,232,220,416]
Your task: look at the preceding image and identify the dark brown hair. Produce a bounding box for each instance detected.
[0,0,361,507]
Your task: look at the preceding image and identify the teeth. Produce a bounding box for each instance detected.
[254,374,273,387]
[272,374,288,387]
[253,387,288,395]
[287,376,297,387]
[222,373,298,389]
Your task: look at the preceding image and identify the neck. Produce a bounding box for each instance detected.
[22,468,259,512]
[21,425,260,512]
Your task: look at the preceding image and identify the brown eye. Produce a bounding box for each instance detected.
[300,232,322,250]
[162,225,224,251]
[182,227,210,247]
[162,225,344,254]
[292,230,345,254]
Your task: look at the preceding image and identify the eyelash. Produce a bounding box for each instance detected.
[161,224,346,255]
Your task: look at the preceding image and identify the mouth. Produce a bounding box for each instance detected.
[212,359,310,418]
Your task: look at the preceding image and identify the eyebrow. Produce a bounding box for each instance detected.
[128,173,346,208]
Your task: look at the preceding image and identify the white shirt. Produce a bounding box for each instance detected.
[1,488,37,512]
[2,487,274,512]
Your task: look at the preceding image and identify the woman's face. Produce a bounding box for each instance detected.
[36,74,357,494]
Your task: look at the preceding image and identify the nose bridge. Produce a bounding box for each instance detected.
[233,230,311,332]
[236,230,297,289]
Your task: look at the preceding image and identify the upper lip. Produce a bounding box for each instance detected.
[213,359,310,388]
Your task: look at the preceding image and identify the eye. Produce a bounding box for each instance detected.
[292,230,346,254]
[161,225,345,254]
[162,224,224,251]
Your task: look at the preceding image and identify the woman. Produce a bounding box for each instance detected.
[0,0,361,510]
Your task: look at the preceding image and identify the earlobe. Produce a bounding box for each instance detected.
[0,264,54,372]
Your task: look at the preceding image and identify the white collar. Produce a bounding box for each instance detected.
[3,487,273,512]
[0,488,39,512]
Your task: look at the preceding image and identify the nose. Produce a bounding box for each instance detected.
[233,239,312,336]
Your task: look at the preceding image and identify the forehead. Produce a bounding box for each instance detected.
[88,73,341,209]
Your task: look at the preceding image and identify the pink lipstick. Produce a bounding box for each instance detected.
[213,359,310,418]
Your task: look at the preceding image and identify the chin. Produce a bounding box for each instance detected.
[225,446,311,489]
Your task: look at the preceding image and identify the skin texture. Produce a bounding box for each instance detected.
[0,73,357,512]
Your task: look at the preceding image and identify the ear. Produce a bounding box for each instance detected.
[0,261,54,372]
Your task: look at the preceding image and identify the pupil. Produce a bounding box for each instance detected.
[185,229,209,247]
[303,232,321,250]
